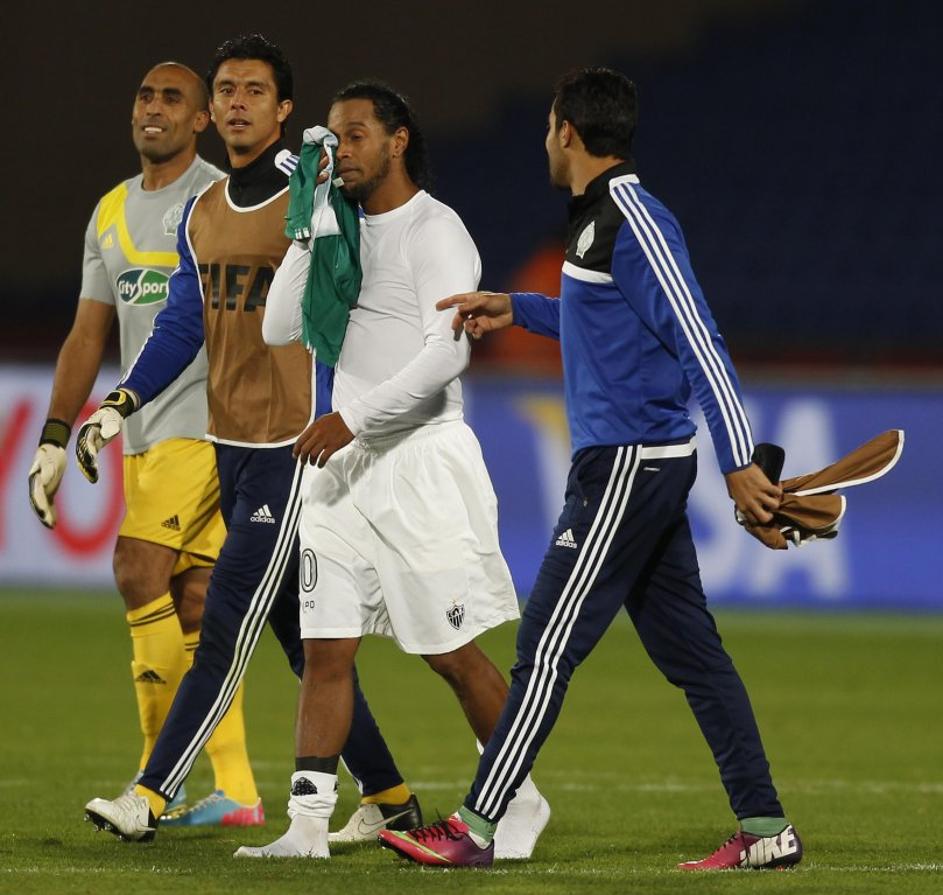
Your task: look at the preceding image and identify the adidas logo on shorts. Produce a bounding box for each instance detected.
[161,514,181,531]
[555,528,578,549]
[250,504,277,524]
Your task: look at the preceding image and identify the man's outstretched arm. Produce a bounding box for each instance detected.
[435,290,561,341]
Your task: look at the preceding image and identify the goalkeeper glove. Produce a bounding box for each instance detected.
[28,419,70,529]
[75,388,138,483]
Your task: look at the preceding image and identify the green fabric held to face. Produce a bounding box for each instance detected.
[284,139,362,368]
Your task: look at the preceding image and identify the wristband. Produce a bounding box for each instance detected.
[101,388,139,418]
[39,418,71,449]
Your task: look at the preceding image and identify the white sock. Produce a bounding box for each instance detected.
[233,772,336,859]
[288,771,338,820]
[511,773,539,804]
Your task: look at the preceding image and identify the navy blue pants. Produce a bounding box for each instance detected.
[140,443,403,800]
[466,445,783,823]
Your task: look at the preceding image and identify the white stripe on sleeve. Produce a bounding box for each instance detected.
[610,183,753,467]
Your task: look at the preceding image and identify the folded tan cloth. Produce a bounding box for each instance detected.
[745,429,904,550]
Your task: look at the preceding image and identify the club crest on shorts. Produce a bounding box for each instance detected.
[446,600,465,630]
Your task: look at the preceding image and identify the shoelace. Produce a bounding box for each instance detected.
[186,792,224,812]
[411,819,463,843]
[706,832,743,859]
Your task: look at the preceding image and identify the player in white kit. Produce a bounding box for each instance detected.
[235,82,549,861]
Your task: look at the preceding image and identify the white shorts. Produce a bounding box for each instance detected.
[298,420,519,654]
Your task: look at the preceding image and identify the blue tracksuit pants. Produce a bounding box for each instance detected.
[466,444,783,823]
[140,443,403,800]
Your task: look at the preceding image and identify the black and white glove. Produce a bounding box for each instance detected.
[75,388,138,483]
[734,442,785,527]
[28,419,70,528]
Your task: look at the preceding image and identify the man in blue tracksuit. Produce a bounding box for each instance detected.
[380,67,803,871]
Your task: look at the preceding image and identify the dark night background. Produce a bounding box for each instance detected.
[4,0,942,368]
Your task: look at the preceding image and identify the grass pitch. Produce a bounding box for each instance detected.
[0,591,940,894]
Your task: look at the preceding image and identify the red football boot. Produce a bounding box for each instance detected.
[679,824,803,870]
[379,815,494,867]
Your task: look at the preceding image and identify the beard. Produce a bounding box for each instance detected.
[139,147,177,164]
[548,154,569,190]
[135,136,184,165]
[341,148,392,204]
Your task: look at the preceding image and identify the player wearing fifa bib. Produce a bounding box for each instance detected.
[79,35,416,847]
[29,62,261,827]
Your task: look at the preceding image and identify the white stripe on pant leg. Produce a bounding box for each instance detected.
[473,447,628,809]
[163,472,303,793]
[163,480,302,793]
[474,448,633,814]
[477,447,643,817]
[478,448,642,817]
[479,447,643,817]
[163,466,304,791]
[161,462,304,794]
[475,447,639,817]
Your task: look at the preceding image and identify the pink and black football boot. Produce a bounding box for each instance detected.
[679,824,803,870]
[379,814,494,867]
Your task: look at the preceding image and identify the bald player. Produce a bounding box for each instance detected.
[28,62,265,826]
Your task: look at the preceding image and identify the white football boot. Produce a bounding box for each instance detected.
[234,816,329,858]
[85,792,158,842]
[234,771,333,859]
[329,794,423,844]
[493,776,551,860]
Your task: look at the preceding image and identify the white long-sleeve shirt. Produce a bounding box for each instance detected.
[264,189,480,438]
